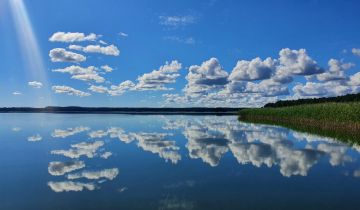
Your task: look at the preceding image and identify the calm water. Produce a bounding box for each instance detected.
[0,114,359,210]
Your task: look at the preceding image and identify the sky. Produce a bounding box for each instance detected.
[0,0,360,107]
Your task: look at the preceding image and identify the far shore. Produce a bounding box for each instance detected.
[0,107,241,115]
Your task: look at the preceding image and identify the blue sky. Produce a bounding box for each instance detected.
[0,0,360,107]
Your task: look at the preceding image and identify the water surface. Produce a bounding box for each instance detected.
[0,114,359,210]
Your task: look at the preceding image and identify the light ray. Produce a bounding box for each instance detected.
[9,0,51,106]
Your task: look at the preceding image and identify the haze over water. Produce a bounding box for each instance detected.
[0,114,359,210]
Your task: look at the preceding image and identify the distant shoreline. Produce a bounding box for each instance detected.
[0,107,241,115]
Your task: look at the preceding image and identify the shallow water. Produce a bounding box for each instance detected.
[0,114,359,210]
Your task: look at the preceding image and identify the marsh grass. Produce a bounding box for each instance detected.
[239,102,360,145]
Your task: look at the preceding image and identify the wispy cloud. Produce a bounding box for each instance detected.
[159,15,196,27]
[119,32,128,37]
[52,85,91,97]
[163,36,196,44]
[28,81,43,88]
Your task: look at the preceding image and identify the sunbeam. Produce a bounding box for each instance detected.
[8,0,51,106]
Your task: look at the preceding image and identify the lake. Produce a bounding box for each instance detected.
[0,113,359,210]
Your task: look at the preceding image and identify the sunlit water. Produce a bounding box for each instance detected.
[0,114,359,210]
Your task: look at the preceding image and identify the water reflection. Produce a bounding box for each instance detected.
[163,117,355,177]
[12,115,360,194]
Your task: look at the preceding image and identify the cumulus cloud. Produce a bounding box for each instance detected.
[159,15,195,27]
[229,57,276,81]
[134,60,182,91]
[224,79,288,98]
[132,132,181,164]
[184,58,228,99]
[69,44,120,56]
[89,85,109,94]
[48,161,85,176]
[49,32,100,43]
[186,58,228,86]
[315,59,354,82]
[88,80,136,96]
[48,181,96,192]
[278,48,324,75]
[109,80,136,95]
[72,73,105,83]
[53,65,96,75]
[349,72,360,86]
[53,65,105,83]
[292,81,355,97]
[52,85,91,97]
[49,48,86,63]
[317,143,352,166]
[28,81,43,88]
[163,116,329,176]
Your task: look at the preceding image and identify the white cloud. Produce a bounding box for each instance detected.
[163,36,196,44]
[69,44,120,56]
[27,134,42,142]
[229,57,276,81]
[12,127,21,132]
[53,65,105,83]
[72,73,105,83]
[159,15,196,27]
[278,48,324,75]
[53,65,96,75]
[317,143,352,166]
[352,48,360,57]
[88,130,109,138]
[28,81,43,88]
[101,65,113,72]
[89,85,109,94]
[67,168,119,180]
[186,58,228,86]
[49,32,100,43]
[101,152,112,159]
[48,161,85,176]
[51,141,104,159]
[293,81,356,97]
[52,85,91,97]
[109,80,136,96]
[182,58,229,101]
[349,72,360,86]
[48,181,96,192]
[134,60,182,91]
[131,132,181,164]
[354,169,360,177]
[234,79,289,97]
[119,32,128,37]
[315,59,354,82]
[52,126,90,138]
[49,48,86,63]
[12,91,22,95]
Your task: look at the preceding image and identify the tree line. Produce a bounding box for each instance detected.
[264,93,360,108]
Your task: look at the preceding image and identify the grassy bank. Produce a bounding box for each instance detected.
[238,102,360,145]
